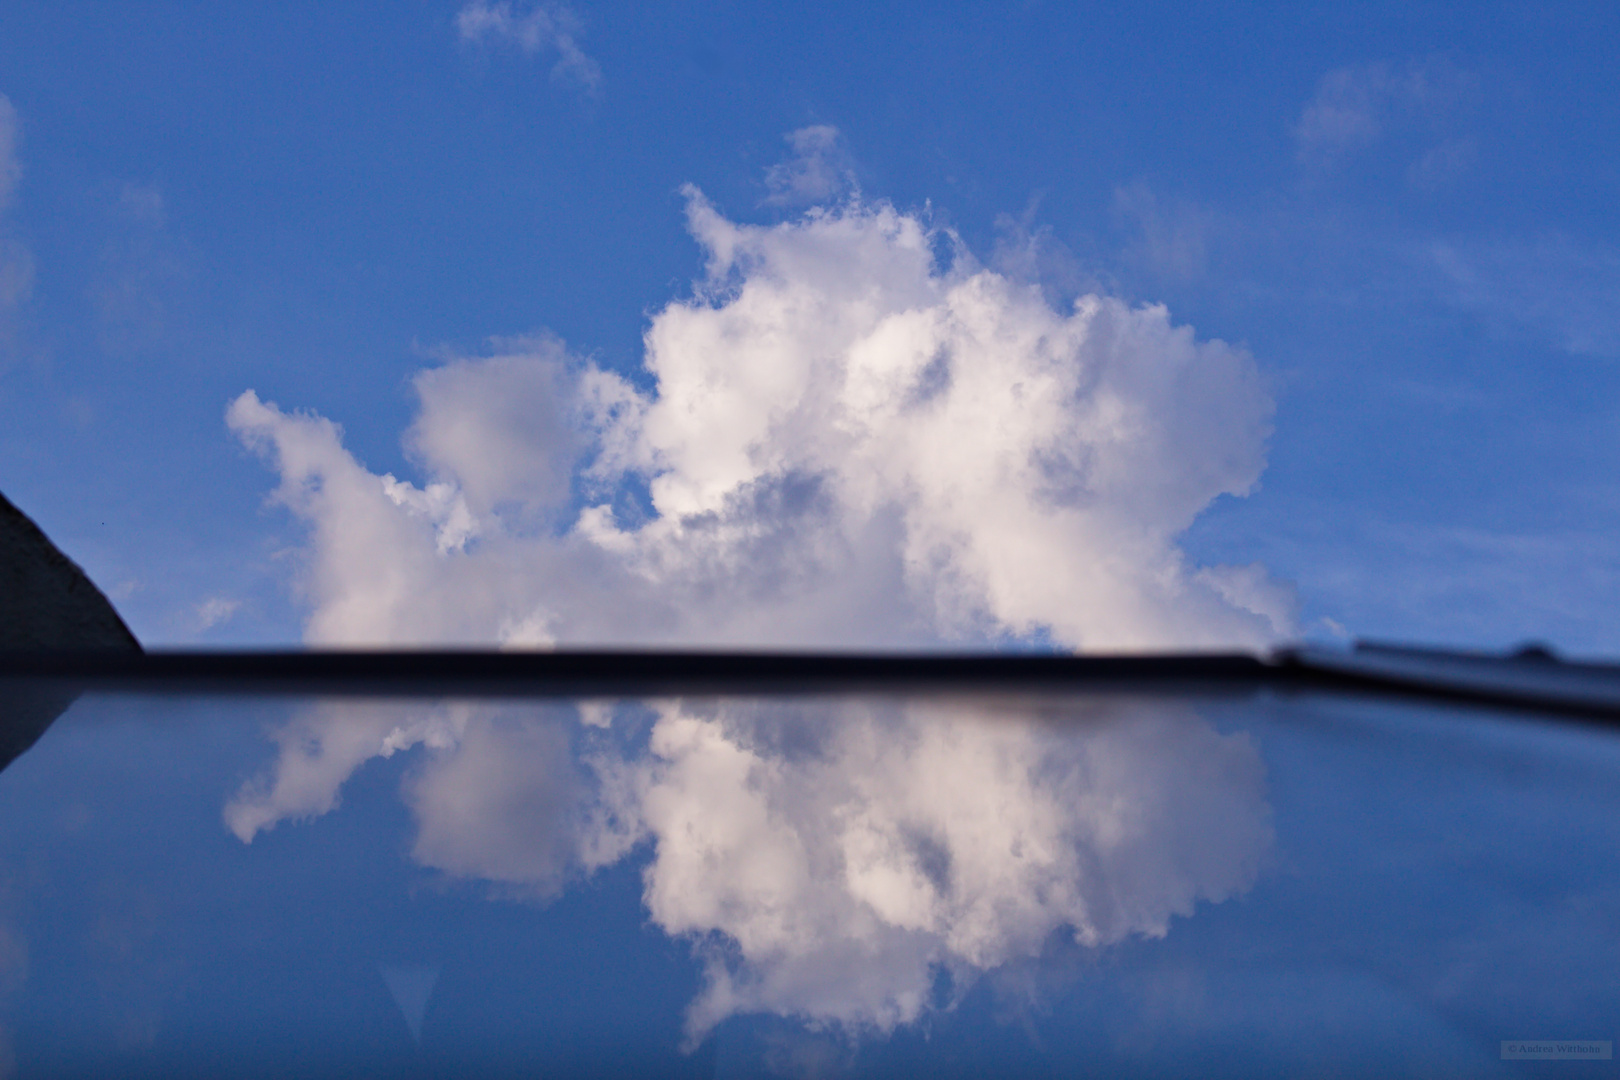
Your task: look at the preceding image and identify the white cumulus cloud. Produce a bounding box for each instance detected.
[229,188,1289,652]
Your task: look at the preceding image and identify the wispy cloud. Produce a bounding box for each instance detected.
[1112,182,1232,283]
[762,125,855,207]
[193,596,240,632]
[0,96,19,212]
[1429,234,1620,358]
[457,1,602,93]
[1294,58,1477,182]
[0,95,35,364]
[89,183,193,356]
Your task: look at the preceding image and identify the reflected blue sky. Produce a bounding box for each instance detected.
[0,691,1613,1077]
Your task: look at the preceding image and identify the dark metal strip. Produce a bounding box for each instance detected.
[3,645,1620,724]
[0,649,1273,699]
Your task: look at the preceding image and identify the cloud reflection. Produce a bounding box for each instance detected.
[227,696,1272,1042]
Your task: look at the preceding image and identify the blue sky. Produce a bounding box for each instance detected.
[1,1,1619,651]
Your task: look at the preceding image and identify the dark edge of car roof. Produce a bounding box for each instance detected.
[2,644,1620,725]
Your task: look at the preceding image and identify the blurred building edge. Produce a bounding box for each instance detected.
[0,490,142,772]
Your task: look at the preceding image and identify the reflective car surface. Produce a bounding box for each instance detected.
[0,676,1614,1078]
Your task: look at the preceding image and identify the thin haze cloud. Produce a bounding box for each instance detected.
[1430,235,1620,358]
[457,0,602,92]
[90,182,193,356]
[192,596,240,632]
[1294,58,1477,178]
[0,95,34,360]
[0,96,20,211]
[763,125,856,207]
[1112,182,1226,283]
